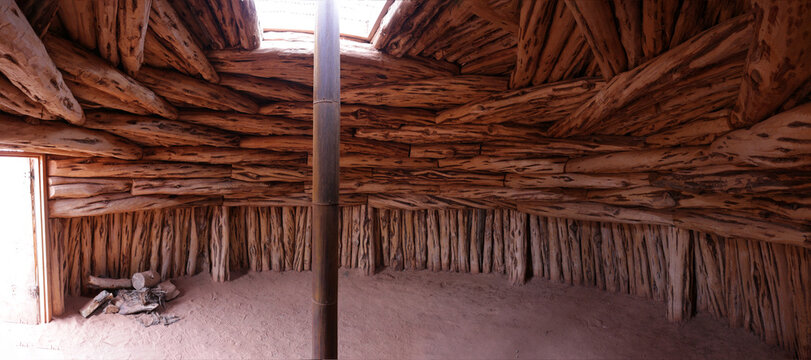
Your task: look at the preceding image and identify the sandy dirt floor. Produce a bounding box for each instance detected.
[0,269,788,359]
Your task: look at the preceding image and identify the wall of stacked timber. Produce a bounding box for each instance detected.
[49,205,810,357]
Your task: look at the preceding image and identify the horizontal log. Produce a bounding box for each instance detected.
[436,78,603,125]
[48,177,132,199]
[437,186,582,202]
[341,75,507,110]
[0,115,141,160]
[518,201,674,225]
[231,165,309,182]
[43,35,177,119]
[651,172,811,194]
[207,33,458,88]
[218,74,311,102]
[49,193,211,218]
[178,111,311,136]
[49,158,231,178]
[240,136,410,157]
[307,154,437,169]
[87,276,132,289]
[135,66,258,113]
[506,173,650,189]
[409,143,481,159]
[586,186,676,209]
[66,80,152,116]
[0,2,83,123]
[367,194,507,210]
[82,112,239,147]
[644,109,733,147]
[223,192,366,207]
[0,74,57,119]
[673,210,810,249]
[565,146,733,173]
[142,146,307,165]
[311,180,439,196]
[259,102,435,128]
[712,103,811,169]
[373,169,504,187]
[437,156,567,174]
[479,136,643,157]
[354,124,547,144]
[676,192,811,223]
[547,14,753,137]
[131,178,299,196]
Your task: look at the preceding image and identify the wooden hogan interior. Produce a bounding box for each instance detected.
[0,0,808,358]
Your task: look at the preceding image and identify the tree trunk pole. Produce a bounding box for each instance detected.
[313,0,340,358]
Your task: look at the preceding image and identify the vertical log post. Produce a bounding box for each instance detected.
[312,0,340,357]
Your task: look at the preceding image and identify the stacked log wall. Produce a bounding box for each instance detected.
[50,204,810,358]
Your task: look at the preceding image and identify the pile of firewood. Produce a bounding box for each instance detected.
[80,270,181,327]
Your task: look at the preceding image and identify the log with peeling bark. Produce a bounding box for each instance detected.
[219,74,311,102]
[87,276,132,289]
[207,33,458,88]
[731,0,811,128]
[518,201,674,225]
[565,147,733,174]
[644,109,733,147]
[94,0,119,66]
[82,111,240,147]
[548,14,753,137]
[117,0,152,75]
[259,102,435,128]
[650,172,811,195]
[44,35,177,119]
[0,74,57,119]
[0,115,141,159]
[506,173,650,190]
[131,270,160,290]
[511,0,554,88]
[135,66,258,113]
[438,156,566,174]
[436,78,603,125]
[80,290,113,318]
[178,111,310,136]
[712,103,811,169]
[49,193,212,218]
[586,187,676,209]
[132,178,294,196]
[142,146,306,165]
[49,158,231,179]
[564,0,627,79]
[149,0,219,83]
[342,75,507,110]
[0,1,84,124]
[49,177,132,199]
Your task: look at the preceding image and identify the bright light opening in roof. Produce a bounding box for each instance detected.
[255,0,389,40]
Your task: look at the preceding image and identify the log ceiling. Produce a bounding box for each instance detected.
[0,0,807,252]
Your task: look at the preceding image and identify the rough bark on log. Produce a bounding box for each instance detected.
[666,227,693,322]
[731,0,811,128]
[0,115,142,160]
[586,186,676,209]
[506,173,650,189]
[44,35,177,119]
[511,0,554,88]
[0,74,57,120]
[49,158,230,179]
[354,124,548,144]
[548,14,753,137]
[82,111,239,147]
[259,102,436,128]
[94,0,118,65]
[644,109,733,147]
[66,79,152,116]
[650,171,811,194]
[117,0,151,75]
[135,66,257,113]
[219,74,311,102]
[564,0,627,79]
[437,78,603,125]
[210,205,230,281]
[87,276,131,289]
[178,111,310,136]
[0,1,83,124]
[49,193,210,218]
[565,146,733,173]
[142,146,305,165]
[438,156,566,174]
[518,201,674,225]
[131,270,160,290]
[531,0,577,85]
[149,0,219,82]
[712,103,811,169]
[342,75,507,110]
[157,280,180,301]
[611,0,643,67]
[480,136,642,157]
[641,0,680,59]
[16,0,59,38]
[80,290,113,318]
[673,211,810,249]
[48,177,131,199]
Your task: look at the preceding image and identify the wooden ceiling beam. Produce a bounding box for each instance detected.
[564,0,627,79]
[44,35,177,119]
[167,0,226,49]
[531,0,576,85]
[641,0,680,59]
[610,0,643,68]
[0,114,141,160]
[341,75,508,110]
[81,111,240,147]
[16,0,59,37]
[134,66,258,114]
[465,0,518,35]
[118,0,152,75]
[95,0,119,66]
[0,74,57,120]
[142,146,307,165]
[547,14,753,137]
[58,0,96,50]
[730,0,811,128]
[49,157,231,179]
[0,1,83,124]
[511,0,554,88]
[149,0,219,83]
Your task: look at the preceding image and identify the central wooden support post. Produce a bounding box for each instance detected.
[312,0,340,358]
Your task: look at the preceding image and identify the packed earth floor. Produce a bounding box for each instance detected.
[0,269,788,359]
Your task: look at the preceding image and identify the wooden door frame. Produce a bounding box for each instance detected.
[0,152,52,323]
